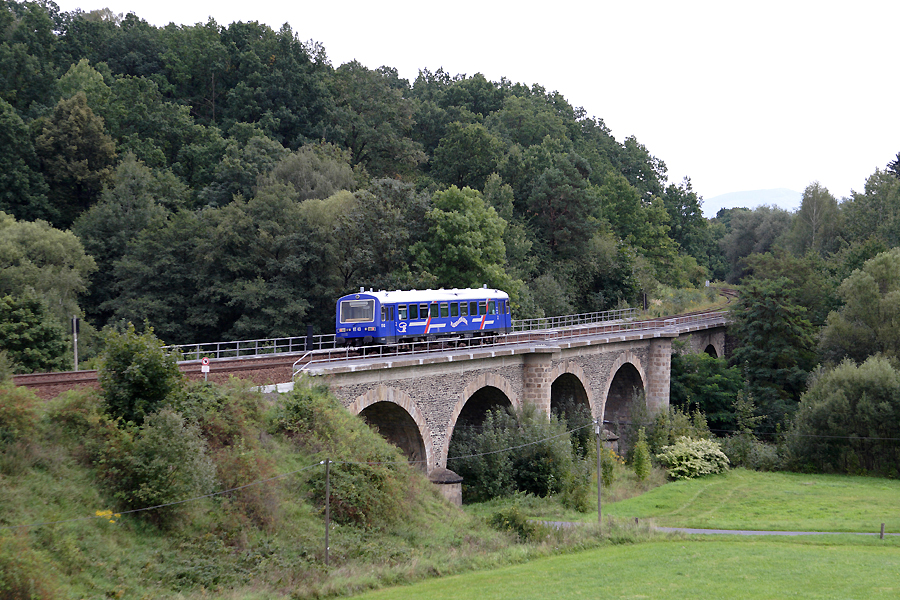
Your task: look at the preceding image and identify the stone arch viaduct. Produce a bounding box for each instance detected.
[272,314,728,476]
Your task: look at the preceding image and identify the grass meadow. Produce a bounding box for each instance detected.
[602,468,900,532]
[349,469,900,599]
[350,537,900,600]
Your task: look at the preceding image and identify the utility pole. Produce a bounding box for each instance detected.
[596,419,602,531]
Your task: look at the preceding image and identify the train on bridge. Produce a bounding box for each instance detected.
[336,287,512,346]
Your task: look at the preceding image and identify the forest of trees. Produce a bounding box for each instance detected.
[4,1,900,476]
[0,0,718,350]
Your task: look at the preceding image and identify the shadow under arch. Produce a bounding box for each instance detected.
[442,374,519,469]
[600,352,646,437]
[347,386,434,473]
[704,344,718,358]
[550,364,593,458]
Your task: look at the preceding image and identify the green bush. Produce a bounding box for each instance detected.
[632,428,651,481]
[787,356,900,475]
[272,384,416,529]
[99,409,217,527]
[721,435,782,471]
[98,323,183,425]
[448,404,585,504]
[656,436,730,480]
[487,505,545,542]
[0,383,39,445]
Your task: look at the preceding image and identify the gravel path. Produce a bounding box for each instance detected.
[537,521,899,536]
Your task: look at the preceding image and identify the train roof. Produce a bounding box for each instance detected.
[338,288,510,304]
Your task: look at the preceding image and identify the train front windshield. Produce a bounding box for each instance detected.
[340,299,375,323]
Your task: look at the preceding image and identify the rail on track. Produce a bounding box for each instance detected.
[291,309,729,378]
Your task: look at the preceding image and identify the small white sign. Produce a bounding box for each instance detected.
[201,357,210,373]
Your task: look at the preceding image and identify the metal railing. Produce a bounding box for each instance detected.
[166,307,641,362]
[291,310,729,378]
[511,307,638,332]
[166,333,337,361]
[169,308,728,365]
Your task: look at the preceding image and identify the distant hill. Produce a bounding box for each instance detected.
[702,188,802,218]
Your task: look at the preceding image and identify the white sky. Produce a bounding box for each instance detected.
[54,0,900,203]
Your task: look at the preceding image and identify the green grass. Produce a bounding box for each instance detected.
[350,537,900,600]
[602,468,900,532]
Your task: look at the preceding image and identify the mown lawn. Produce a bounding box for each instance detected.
[350,537,900,599]
[603,468,900,532]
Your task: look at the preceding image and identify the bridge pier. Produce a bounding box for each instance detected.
[522,347,560,416]
[645,338,673,414]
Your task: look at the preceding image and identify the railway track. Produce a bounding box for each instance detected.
[13,290,736,399]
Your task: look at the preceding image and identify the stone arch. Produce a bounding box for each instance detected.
[441,374,519,468]
[704,344,718,358]
[550,360,597,415]
[347,385,434,472]
[599,351,646,434]
[549,360,593,421]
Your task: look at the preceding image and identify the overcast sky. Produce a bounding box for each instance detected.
[54,0,900,204]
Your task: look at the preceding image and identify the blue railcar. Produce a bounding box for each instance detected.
[336,287,512,346]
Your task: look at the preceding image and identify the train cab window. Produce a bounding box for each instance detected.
[340,299,375,323]
[470,301,479,315]
[409,304,418,320]
[478,301,487,315]
[450,303,459,317]
[460,302,468,317]
[430,303,439,317]
[398,304,408,320]
[440,303,449,317]
[488,301,496,315]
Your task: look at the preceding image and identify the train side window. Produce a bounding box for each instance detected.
[420,303,429,318]
[430,303,439,317]
[389,306,395,321]
[478,301,487,315]
[460,302,468,317]
[450,303,459,317]
[380,306,386,321]
[398,304,407,320]
[440,303,449,317]
[409,304,418,320]
[488,301,496,315]
[470,301,478,315]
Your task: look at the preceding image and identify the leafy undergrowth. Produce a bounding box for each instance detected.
[464,462,668,524]
[0,380,654,600]
[604,468,900,532]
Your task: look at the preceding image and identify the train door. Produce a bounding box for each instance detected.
[380,303,396,343]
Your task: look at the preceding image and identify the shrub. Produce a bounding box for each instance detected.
[448,404,582,503]
[487,505,546,542]
[99,409,217,527]
[632,427,651,481]
[656,436,730,480]
[787,356,900,476]
[98,323,183,425]
[272,385,415,528]
[0,384,39,445]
